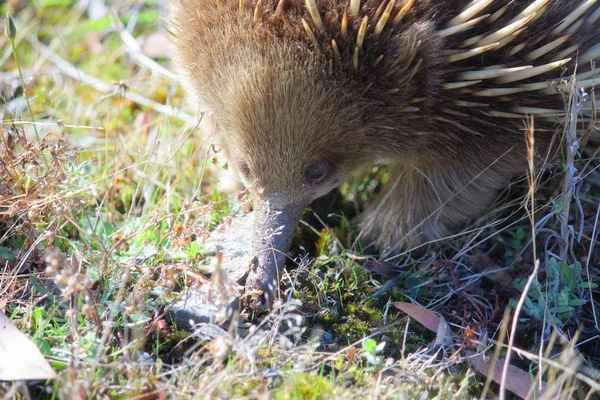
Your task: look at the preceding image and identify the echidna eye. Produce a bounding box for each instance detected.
[305,161,332,185]
[238,162,251,180]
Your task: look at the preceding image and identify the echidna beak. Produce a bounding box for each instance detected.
[244,198,304,310]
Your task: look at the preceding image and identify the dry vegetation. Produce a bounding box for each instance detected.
[0,1,599,399]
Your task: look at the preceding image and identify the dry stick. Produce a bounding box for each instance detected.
[528,115,548,395]
[112,12,181,83]
[27,37,196,125]
[560,77,582,262]
[584,203,600,329]
[581,74,599,334]
[499,262,541,400]
[0,121,102,130]
[480,307,511,400]
[0,67,57,81]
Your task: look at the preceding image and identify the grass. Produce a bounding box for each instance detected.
[0,1,599,399]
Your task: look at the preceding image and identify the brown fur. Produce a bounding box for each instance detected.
[170,0,599,252]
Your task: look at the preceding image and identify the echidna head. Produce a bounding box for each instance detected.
[206,49,373,308]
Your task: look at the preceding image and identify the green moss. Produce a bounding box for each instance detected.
[273,372,335,400]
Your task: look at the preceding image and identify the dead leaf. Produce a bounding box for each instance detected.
[392,302,453,347]
[465,350,573,400]
[392,302,441,332]
[0,312,57,381]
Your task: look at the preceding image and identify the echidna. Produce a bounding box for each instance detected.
[171,0,600,309]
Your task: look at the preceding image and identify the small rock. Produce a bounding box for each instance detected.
[133,351,154,365]
[169,286,240,332]
[203,212,254,283]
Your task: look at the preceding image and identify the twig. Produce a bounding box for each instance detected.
[560,76,586,261]
[27,36,197,125]
[111,12,181,83]
[499,260,540,400]
[0,67,57,81]
[584,202,600,330]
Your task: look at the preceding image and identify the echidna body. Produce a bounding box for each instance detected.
[171,0,600,308]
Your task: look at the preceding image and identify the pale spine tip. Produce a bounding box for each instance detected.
[357,16,368,49]
[475,13,535,47]
[332,39,341,60]
[446,0,494,28]
[341,10,349,39]
[552,0,598,35]
[353,46,359,69]
[350,0,361,17]
[305,0,324,30]
[374,0,396,37]
[393,0,415,25]
[447,43,500,63]
[497,58,572,83]
[253,0,263,24]
[301,18,319,47]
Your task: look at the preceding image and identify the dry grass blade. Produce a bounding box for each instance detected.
[27,37,195,125]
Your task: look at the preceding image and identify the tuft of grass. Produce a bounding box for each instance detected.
[273,372,336,400]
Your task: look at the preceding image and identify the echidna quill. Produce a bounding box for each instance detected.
[171,0,600,309]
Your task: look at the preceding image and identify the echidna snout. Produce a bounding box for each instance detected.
[245,199,304,310]
[171,0,600,309]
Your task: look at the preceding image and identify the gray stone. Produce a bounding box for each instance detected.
[169,286,240,332]
[203,212,254,283]
[2,97,28,116]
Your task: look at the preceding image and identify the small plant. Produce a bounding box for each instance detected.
[510,258,593,325]
[361,337,386,367]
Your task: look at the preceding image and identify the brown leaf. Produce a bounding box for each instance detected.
[465,350,573,400]
[0,312,58,381]
[392,302,441,332]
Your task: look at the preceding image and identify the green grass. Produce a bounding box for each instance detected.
[1,2,599,399]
